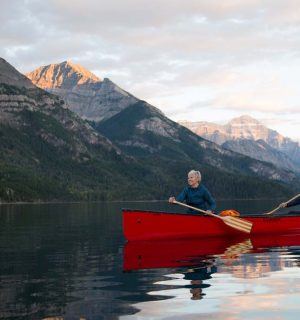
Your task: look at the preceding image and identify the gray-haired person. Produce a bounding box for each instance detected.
[169,170,216,214]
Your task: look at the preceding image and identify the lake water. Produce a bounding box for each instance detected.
[1,200,300,319]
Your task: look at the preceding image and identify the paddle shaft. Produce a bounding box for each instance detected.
[264,193,300,215]
[173,200,225,220]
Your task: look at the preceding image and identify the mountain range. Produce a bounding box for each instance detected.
[179,116,300,173]
[0,58,299,202]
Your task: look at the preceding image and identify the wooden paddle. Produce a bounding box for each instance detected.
[264,193,300,215]
[173,200,252,234]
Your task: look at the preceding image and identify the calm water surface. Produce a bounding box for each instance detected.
[1,200,300,319]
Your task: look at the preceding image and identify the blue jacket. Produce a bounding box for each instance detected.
[287,197,300,207]
[176,184,216,213]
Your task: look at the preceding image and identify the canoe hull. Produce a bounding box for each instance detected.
[123,209,300,241]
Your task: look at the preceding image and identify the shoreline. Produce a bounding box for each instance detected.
[0,197,287,206]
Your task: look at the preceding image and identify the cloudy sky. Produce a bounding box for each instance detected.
[1,0,300,141]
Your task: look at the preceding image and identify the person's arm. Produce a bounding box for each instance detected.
[169,187,188,203]
[204,188,216,212]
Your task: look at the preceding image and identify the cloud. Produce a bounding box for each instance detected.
[1,0,300,139]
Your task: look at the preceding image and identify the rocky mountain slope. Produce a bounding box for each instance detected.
[222,139,299,173]
[26,61,138,121]
[0,58,156,202]
[180,116,300,171]
[93,100,300,198]
[0,57,35,89]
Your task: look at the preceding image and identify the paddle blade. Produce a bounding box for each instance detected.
[222,216,253,234]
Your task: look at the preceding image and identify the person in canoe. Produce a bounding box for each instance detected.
[280,197,300,208]
[169,170,216,214]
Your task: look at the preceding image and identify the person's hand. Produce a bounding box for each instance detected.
[280,202,288,208]
[169,197,176,203]
[205,210,213,215]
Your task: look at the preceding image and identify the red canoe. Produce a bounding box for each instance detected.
[122,209,300,241]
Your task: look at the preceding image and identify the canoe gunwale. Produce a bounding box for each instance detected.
[122,208,300,218]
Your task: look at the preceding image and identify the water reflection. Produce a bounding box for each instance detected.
[0,203,135,319]
[124,233,300,269]
[1,202,300,319]
[218,237,300,280]
[123,234,300,306]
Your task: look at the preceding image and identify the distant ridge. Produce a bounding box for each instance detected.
[180,115,300,171]
[180,115,277,144]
